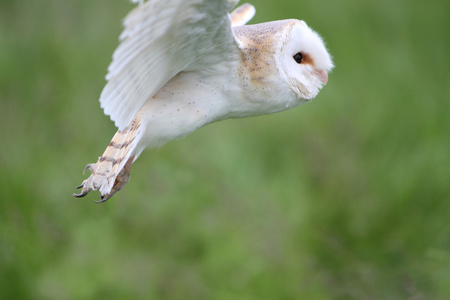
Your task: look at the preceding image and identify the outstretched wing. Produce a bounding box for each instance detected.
[101,0,243,130]
[230,3,255,26]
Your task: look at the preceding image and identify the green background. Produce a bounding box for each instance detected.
[1,0,449,298]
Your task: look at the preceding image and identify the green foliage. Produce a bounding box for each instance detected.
[1,0,449,299]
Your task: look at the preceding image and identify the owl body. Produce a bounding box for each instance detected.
[74,0,333,202]
[137,19,330,153]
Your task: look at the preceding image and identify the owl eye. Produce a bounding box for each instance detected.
[293,52,303,64]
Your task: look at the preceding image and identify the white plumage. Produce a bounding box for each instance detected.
[74,0,333,202]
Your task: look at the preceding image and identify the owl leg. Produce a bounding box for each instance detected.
[96,156,134,202]
[73,155,134,203]
[73,117,142,203]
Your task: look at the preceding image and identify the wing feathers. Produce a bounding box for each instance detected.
[100,0,241,130]
[230,3,256,27]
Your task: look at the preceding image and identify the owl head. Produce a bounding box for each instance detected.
[276,19,334,100]
[234,19,333,108]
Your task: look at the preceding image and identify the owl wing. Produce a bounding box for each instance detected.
[230,3,256,26]
[100,0,254,130]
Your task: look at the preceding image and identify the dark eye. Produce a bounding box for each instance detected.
[293,52,303,64]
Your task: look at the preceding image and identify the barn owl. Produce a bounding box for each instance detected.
[73,0,334,202]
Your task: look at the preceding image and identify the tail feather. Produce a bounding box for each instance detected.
[73,116,143,202]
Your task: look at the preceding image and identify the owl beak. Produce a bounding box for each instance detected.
[317,70,328,85]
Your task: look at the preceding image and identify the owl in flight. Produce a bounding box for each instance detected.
[73,0,334,202]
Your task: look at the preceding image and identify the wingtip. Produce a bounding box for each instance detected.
[230,3,256,27]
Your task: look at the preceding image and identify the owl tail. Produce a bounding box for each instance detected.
[73,116,143,203]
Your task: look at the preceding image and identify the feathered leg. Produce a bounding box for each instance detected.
[73,116,142,203]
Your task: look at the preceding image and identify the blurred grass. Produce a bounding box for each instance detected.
[0,0,449,299]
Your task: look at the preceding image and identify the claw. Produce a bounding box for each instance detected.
[94,193,113,204]
[94,197,109,204]
[73,191,88,198]
[73,155,134,203]
[73,177,92,198]
[73,164,96,199]
[83,163,94,175]
[73,179,89,197]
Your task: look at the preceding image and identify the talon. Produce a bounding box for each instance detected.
[93,199,107,204]
[74,154,134,202]
[94,195,110,204]
[83,163,94,175]
[73,191,88,198]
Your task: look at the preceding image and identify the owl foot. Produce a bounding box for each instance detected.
[73,156,134,203]
[94,159,132,203]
